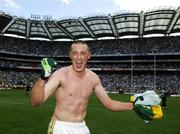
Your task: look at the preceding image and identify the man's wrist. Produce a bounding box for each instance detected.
[131,103,135,110]
[39,76,48,81]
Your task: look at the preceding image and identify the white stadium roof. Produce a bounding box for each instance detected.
[1,7,180,41]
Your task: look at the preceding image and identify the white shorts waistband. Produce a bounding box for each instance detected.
[55,120,86,128]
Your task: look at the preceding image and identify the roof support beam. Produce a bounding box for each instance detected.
[79,17,95,38]
[41,21,52,40]
[26,19,31,39]
[108,14,119,38]
[166,9,180,34]
[53,21,74,39]
[1,17,16,34]
[139,11,145,37]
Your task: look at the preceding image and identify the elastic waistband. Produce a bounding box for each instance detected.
[55,120,86,128]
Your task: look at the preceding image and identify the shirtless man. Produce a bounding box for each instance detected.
[31,41,133,134]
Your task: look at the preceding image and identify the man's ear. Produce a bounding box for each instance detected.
[69,52,72,59]
[88,52,91,59]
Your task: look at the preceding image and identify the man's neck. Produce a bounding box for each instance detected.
[70,65,86,78]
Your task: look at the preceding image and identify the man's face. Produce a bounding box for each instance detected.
[70,43,90,72]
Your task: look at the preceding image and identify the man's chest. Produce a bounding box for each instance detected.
[60,75,94,98]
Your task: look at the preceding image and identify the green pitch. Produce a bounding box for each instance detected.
[0,89,179,134]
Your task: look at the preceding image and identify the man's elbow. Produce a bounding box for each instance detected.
[31,99,43,107]
[31,102,40,107]
[103,100,114,110]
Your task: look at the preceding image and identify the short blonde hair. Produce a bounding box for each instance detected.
[70,41,90,52]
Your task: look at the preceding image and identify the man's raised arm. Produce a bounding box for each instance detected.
[31,58,57,106]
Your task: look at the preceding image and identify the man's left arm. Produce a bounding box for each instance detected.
[94,76,133,111]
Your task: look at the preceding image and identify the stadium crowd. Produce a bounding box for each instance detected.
[0,36,180,56]
[0,35,179,94]
[0,69,179,94]
[0,60,180,70]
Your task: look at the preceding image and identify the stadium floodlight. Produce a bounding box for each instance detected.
[43,15,53,21]
[30,14,41,20]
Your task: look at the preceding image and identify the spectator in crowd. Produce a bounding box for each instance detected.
[25,81,31,96]
[161,89,170,108]
[161,90,167,108]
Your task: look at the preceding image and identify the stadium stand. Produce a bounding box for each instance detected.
[0,35,179,94]
[0,8,179,94]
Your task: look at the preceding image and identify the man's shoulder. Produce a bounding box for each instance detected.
[56,66,69,71]
[86,68,99,79]
[53,66,69,76]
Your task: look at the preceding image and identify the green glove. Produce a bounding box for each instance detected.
[40,58,57,80]
[134,104,155,122]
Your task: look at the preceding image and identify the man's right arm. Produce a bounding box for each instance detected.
[31,70,61,107]
[31,78,46,106]
[31,58,58,107]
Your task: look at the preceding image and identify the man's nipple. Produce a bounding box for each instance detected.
[69,93,72,96]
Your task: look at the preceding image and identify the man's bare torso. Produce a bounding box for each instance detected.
[53,66,97,122]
